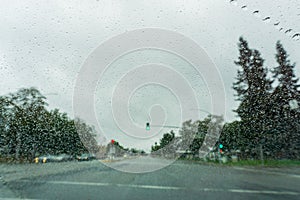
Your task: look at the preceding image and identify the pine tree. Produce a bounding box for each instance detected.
[233,37,273,158]
[271,41,300,159]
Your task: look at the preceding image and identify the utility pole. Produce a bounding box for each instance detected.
[260,144,264,166]
[218,146,222,164]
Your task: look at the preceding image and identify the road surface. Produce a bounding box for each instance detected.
[1,156,299,200]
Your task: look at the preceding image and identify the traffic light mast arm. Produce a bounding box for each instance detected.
[146,122,182,130]
[151,125,182,129]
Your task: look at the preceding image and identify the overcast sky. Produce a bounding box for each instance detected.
[1,0,300,151]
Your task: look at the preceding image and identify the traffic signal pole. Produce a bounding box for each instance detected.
[146,122,182,130]
[260,144,264,166]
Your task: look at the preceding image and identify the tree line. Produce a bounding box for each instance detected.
[0,87,98,162]
[151,38,300,160]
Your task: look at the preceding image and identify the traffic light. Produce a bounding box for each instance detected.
[146,122,150,131]
[219,143,223,153]
[219,143,223,149]
[111,139,115,144]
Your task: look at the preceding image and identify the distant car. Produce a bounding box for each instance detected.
[58,154,73,161]
[37,155,58,163]
[36,154,73,163]
[76,153,96,161]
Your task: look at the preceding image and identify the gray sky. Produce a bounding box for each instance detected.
[1,0,300,151]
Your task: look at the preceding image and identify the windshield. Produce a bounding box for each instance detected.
[0,0,299,200]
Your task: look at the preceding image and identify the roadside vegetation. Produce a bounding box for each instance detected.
[151,38,300,163]
[0,88,98,163]
[223,159,300,167]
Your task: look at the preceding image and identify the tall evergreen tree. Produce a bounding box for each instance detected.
[233,37,273,158]
[271,41,300,159]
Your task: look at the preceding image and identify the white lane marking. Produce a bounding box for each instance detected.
[117,184,180,190]
[229,189,299,195]
[37,181,181,190]
[19,180,300,195]
[45,181,111,187]
[233,167,300,179]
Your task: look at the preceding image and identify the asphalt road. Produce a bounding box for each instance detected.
[1,156,300,200]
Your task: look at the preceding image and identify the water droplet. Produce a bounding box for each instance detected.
[253,10,261,18]
[292,33,300,40]
[274,21,280,26]
[241,5,248,11]
[262,16,271,22]
[285,29,292,34]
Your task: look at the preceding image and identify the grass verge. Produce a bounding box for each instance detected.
[223,159,300,167]
[177,157,300,167]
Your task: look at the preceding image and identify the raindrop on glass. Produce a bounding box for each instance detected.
[253,10,260,18]
[292,33,300,40]
[241,5,248,11]
[262,16,271,23]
